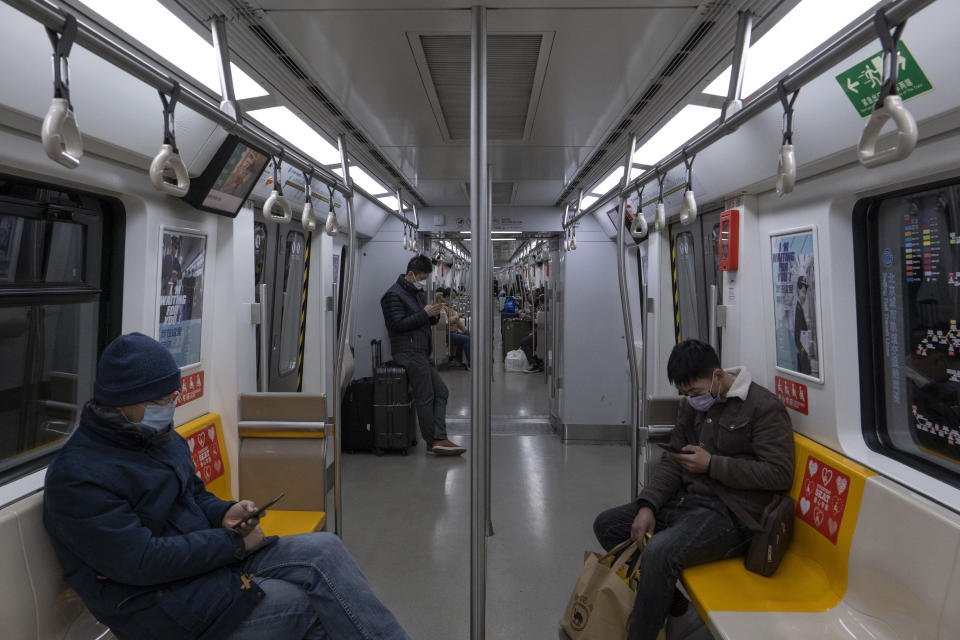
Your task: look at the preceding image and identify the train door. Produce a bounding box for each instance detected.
[669,209,723,354]
[254,213,308,392]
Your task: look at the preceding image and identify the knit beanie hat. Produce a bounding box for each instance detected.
[94,333,181,407]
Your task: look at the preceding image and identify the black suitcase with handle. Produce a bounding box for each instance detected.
[371,340,416,455]
[341,377,375,452]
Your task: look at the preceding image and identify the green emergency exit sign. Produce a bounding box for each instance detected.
[835,41,932,117]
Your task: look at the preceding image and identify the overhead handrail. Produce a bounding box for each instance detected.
[149,82,190,196]
[263,155,293,223]
[556,0,934,229]
[41,13,82,169]
[654,168,667,232]
[629,184,648,239]
[301,168,319,232]
[858,9,918,168]
[679,150,697,225]
[324,184,341,236]
[776,80,800,196]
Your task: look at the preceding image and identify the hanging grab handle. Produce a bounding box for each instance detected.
[776,80,799,196]
[679,150,697,225]
[263,155,293,223]
[654,167,667,232]
[858,10,917,168]
[325,184,341,236]
[569,225,577,251]
[629,186,648,239]
[301,169,318,232]
[41,15,83,169]
[149,83,190,196]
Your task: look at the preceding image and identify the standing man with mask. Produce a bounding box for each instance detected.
[44,332,410,640]
[592,339,794,639]
[381,255,466,456]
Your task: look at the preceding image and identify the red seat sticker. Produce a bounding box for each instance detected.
[186,423,224,484]
[796,455,850,544]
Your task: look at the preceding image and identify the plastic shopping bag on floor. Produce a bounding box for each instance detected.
[504,349,528,372]
[560,539,641,640]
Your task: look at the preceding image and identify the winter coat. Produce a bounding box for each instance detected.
[43,403,273,640]
[637,367,795,522]
[381,275,438,356]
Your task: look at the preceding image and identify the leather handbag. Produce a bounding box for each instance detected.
[711,484,794,577]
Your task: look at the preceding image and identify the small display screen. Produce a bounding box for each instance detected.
[198,141,269,215]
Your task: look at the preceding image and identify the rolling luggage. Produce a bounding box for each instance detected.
[371,340,416,455]
[341,377,375,452]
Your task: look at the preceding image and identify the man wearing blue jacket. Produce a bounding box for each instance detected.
[381,255,465,455]
[43,332,408,640]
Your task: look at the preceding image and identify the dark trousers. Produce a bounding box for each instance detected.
[593,494,750,640]
[449,332,470,364]
[520,332,538,364]
[391,351,448,443]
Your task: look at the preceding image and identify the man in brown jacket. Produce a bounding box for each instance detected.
[593,339,794,640]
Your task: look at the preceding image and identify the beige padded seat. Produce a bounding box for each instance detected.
[0,492,112,639]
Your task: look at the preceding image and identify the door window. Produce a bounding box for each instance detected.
[278,231,306,377]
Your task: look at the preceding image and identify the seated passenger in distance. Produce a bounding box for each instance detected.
[593,339,794,640]
[517,298,544,374]
[43,333,409,640]
[437,288,471,367]
[381,255,466,456]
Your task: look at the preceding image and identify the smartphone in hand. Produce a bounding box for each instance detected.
[233,493,284,530]
[657,443,690,454]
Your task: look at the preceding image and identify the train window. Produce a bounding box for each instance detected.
[253,221,267,287]
[856,179,960,484]
[278,230,305,377]
[0,176,120,482]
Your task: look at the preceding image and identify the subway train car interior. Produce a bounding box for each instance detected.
[1,0,959,638]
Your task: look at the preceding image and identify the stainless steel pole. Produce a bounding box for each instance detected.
[257,283,269,392]
[210,15,240,121]
[615,136,641,500]
[469,6,489,639]
[486,163,494,538]
[722,11,753,120]
[332,134,358,538]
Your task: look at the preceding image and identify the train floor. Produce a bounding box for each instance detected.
[338,321,712,639]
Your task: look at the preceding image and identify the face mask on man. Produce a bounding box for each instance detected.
[122,401,176,431]
[413,278,426,291]
[687,374,719,412]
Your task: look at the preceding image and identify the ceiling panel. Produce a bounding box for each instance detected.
[227,1,699,208]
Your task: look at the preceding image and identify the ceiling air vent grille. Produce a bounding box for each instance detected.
[417,33,549,141]
[462,181,516,205]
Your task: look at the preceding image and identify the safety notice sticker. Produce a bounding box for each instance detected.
[835,41,932,117]
[186,423,224,484]
[796,455,850,545]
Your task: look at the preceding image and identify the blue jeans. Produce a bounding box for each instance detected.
[449,332,470,364]
[593,494,750,640]
[227,533,409,640]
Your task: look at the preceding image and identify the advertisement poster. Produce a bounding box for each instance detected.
[158,228,206,367]
[771,227,823,383]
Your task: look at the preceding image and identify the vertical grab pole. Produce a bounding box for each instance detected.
[469,6,489,639]
[722,11,753,121]
[332,134,358,538]
[616,136,641,500]
[257,283,269,392]
[210,15,240,122]
[486,163,494,538]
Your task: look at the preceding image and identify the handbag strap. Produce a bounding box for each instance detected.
[706,480,765,533]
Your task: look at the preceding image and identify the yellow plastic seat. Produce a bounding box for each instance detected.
[681,434,875,619]
[176,413,325,536]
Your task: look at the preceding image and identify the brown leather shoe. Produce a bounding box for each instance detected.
[430,439,466,456]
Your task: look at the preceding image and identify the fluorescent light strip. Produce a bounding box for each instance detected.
[703,0,878,97]
[249,107,341,165]
[632,105,719,166]
[80,0,266,99]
